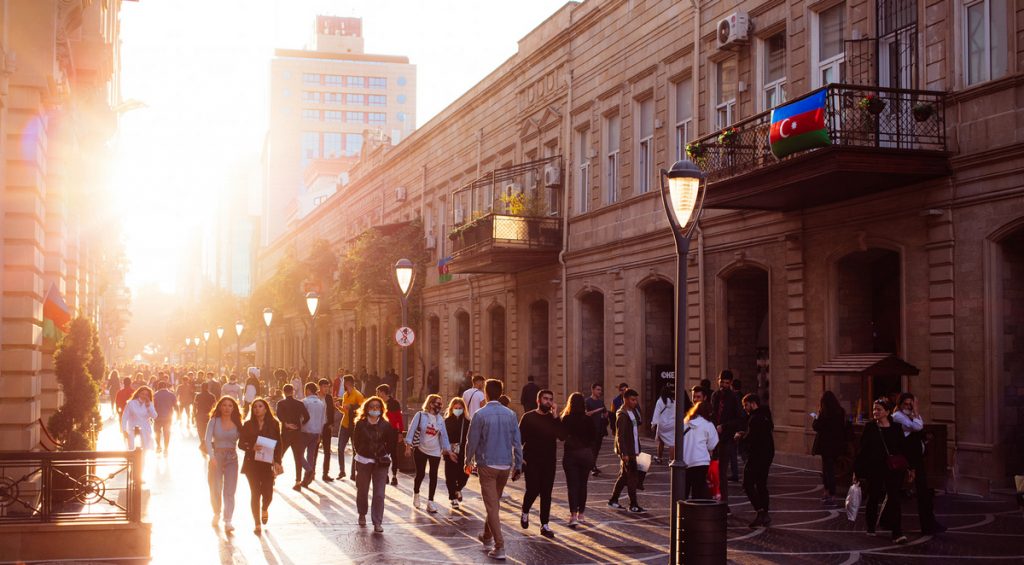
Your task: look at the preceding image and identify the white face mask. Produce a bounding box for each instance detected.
[368,410,382,418]
[452,409,464,417]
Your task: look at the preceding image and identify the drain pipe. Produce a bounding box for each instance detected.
[695,221,707,382]
[558,15,575,402]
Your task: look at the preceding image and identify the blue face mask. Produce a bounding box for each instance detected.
[453,409,464,417]
[368,410,382,418]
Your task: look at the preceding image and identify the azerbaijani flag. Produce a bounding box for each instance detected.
[437,256,452,283]
[42,283,72,342]
[769,90,830,159]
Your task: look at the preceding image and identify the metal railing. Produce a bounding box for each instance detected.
[450,213,562,256]
[688,83,946,185]
[0,450,143,524]
[449,156,563,226]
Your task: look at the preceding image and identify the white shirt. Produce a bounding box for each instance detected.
[680,415,719,467]
[627,410,641,454]
[417,412,444,457]
[291,378,303,399]
[221,382,242,401]
[462,387,485,421]
[653,398,676,447]
[891,410,924,437]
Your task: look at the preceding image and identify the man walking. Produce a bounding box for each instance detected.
[519,389,562,538]
[193,382,216,449]
[377,384,405,485]
[277,383,310,488]
[893,393,945,534]
[519,376,540,413]
[465,379,523,561]
[317,378,338,482]
[299,382,326,489]
[152,381,177,453]
[710,370,743,504]
[608,388,644,513]
[735,393,774,527]
[584,383,609,476]
[337,374,365,480]
[462,374,486,421]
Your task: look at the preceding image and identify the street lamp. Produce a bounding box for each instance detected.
[263,307,273,377]
[193,336,200,367]
[660,158,706,565]
[185,337,191,366]
[234,320,244,377]
[216,326,225,375]
[202,330,211,369]
[394,258,415,406]
[305,293,319,379]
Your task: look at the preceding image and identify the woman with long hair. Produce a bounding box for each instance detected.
[239,398,283,535]
[443,397,470,509]
[812,390,847,506]
[205,396,242,532]
[404,393,453,513]
[680,400,719,499]
[560,392,596,527]
[122,386,158,452]
[854,398,908,544]
[353,396,397,533]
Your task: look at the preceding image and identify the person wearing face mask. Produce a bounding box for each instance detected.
[444,397,470,509]
[892,393,944,534]
[405,393,454,513]
[519,389,564,538]
[353,396,396,533]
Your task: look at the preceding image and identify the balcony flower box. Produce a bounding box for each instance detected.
[912,102,935,122]
[858,94,886,116]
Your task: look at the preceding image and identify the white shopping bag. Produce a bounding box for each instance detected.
[845,482,862,522]
[636,452,652,473]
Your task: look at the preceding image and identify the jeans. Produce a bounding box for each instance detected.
[478,466,511,549]
[611,456,639,507]
[685,465,710,499]
[301,432,320,484]
[413,449,441,500]
[281,429,306,483]
[563,447,594,514]
[743,459,771,512]
[591,435,604,471]
[444,450,468,500]
[821,455,838,496]
[196,417,210,448]
[522,460,556,524]
[717,441,736,502]
[208,448,238,522]
[245,466,275,524]
[337,426,355,478]
[320,424,334,476]
[355,461,389,526]
[865,470,903,536]
[154,418,172,449]
[912,461,938,530]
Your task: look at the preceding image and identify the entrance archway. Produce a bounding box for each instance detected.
[455,310,471,375]
[529,300,550,389]
[724,266,770,402]
[489,305,506,380]
[579,291,605,386]
[996,227,1024,475]
[642,280,674,412]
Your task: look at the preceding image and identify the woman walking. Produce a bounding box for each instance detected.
[404,393,453,513]
[443,397,470,509]
[855,398,908,544]
[560,392,596,527]
[651,385,676,463]
[353,396,397,533]
[239,398,283,535]
[680,400,719,499]
[811,391,847,507]
[122,386,158,452]
[205,396,242,532]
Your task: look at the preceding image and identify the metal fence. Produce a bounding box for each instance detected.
[689,83,946,185]
[450,213,562,256]
[0,450,143,524]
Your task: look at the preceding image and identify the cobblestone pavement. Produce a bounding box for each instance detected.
[95,413,1023,564]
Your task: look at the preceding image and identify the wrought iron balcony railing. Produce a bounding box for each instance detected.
[449,213,562,256]
[688,83,947,185]
[0,450,143,524]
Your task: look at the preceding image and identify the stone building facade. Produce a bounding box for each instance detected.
[0,0,128,452]
[258,0,1024,488]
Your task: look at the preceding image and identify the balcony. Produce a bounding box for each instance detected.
[692,84,950,211]
[446,156,563,274]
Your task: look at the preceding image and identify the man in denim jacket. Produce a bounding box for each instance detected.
[465,379,523,561]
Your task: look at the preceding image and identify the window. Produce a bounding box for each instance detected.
[715,58,737,129]
[347,75,365,88]
[814,4,846,87]
[325,110,342,122]
[323,133,342,158]
[368,95,386,106]
[604,114,620,204]
[345,133,363,156]
[346,111,364,123]
[347,93,365,105]
[368,77,387,89]
[673,78,693,162]
[313,195,329,207]
[368,112,386,125]
[301,132,320,164]
[964,0,1008,86]
[324,92,342,104]
[302,109,320,120]
[762,32,787,109]
[575,128,590,214]
[636,98,654,194]
[302,73,320,84]
[324,74,342,86]
[302,91,321,103]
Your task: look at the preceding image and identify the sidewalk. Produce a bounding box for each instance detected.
[96,410,1023,564]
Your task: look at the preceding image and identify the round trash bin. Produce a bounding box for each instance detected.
[677,499,728,565]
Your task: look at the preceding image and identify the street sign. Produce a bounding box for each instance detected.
[395,326,415,347]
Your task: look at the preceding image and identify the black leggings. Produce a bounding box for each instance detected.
[563,447,593,514]
[445,451,468,500]
[413,449,441,500]
[685,465,710,499]
[246,467,275,524]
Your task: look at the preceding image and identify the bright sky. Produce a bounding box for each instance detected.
[114,0,570,293]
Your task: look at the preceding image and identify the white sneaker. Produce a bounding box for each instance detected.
[451,499,460,509]
[478,534,495,550]
[487,548,507,560]
[427,500,439,513]
[414,493,422,509]
[567,517,578,529]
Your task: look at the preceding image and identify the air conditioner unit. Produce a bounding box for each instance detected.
[543,165,562,188]
[454,208,465,224]
[395,186,407,201]
[716,12,750,50]
[425,235,436,250]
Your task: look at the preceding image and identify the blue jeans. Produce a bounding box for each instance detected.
[301,432,320,484]
[337,426,355,478]
[208,448,238,522]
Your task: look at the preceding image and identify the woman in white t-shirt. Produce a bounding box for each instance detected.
[404,394,453,513]
[680,400,719,500]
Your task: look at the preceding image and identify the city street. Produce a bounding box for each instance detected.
[97,411,1023,564]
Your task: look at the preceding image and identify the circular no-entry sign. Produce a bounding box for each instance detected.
[395,327,415,347]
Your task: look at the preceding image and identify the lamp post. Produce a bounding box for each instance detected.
[202,330,211,370]
[660,159,707,565]
[394,258,415,406]
[263,307,273,377]
[185,337,191,366]
[305,293,319,379]
[234,321,244,377]
[193,335,200,367]
[216,326,224,375]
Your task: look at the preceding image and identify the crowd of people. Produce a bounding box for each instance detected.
[109,362,944,557]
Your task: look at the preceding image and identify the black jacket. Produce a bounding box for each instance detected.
[519,410,565,466]
[194,391,216,419]
[811,410,847,458]
[239,417,283,475]
[613,407,641,457]
[855,419,906,479]
[710,388,744,441]
[276,396,309,432]
[353,417,397,460]
[562,412,596,452]
[445,414,469,452]
[740,406,775,463]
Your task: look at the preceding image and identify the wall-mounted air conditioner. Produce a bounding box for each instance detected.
[544,165,562,188]
[395,186,407,201]
[425,235,436,250]
[717,12,750,50]
[454,208,465,224]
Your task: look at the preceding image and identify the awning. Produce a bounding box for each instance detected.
[813,353,920,377]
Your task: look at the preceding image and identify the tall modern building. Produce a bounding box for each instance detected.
[262,16,416,245]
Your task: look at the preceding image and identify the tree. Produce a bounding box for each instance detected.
[49,318,102,450]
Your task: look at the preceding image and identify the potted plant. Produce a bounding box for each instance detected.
[858,94,886,115]
[912,101,935,122]
[685,141,705,160]
[718,127,739,145]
